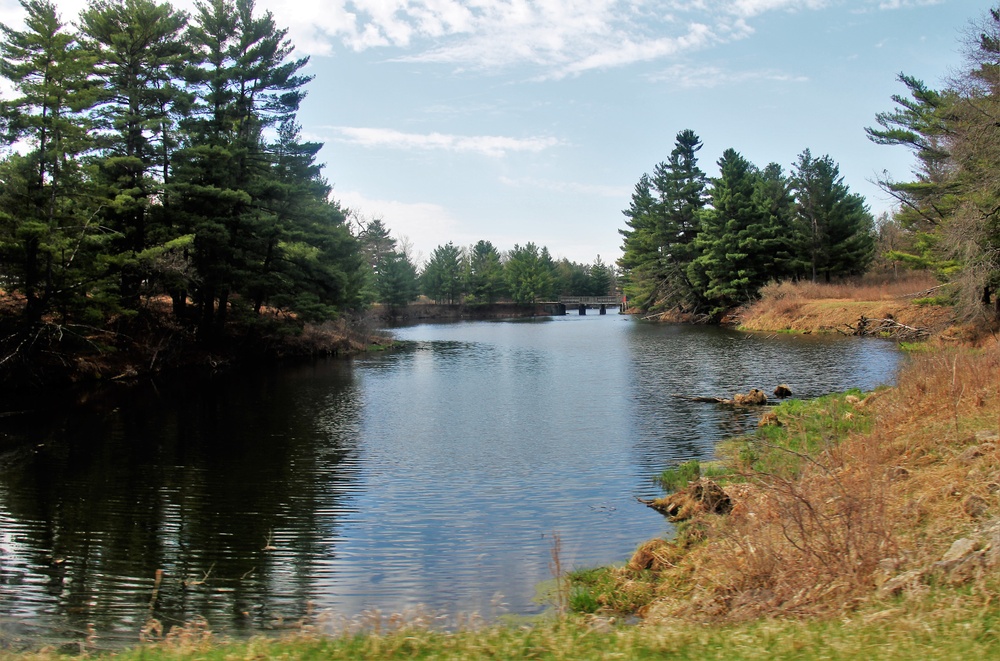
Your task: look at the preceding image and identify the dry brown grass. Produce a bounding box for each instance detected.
[759,272,943,302]
[630,342,1000,624]
[741,272,955,334]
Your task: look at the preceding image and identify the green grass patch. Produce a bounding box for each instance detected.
[899,341,935,352]
[657,460,730,491]
[566,566,655,615]
[722,390,876,479]
[25,589,1000,660]
[912,296,951,306]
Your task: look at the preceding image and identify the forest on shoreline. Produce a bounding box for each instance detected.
[0,0,998,393]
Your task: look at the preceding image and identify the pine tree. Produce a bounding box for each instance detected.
[618,129,707,312]
[505,243,552,304]
[0,0,105,325]
[617,174,660,308]
[466,240,505,304]
[78,0,191,310]
[588,255,614,296]
[792,150,875,283]
[689,149,774,312]
[175,0,315,337]
[421,242,465,304]
[376,250,419,308]
[754,162,803,281]
[650,129,707,308]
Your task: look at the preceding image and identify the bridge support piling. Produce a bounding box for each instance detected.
[600,304,606,315]
[578,304,586,315]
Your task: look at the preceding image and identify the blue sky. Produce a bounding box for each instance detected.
[0,0,981,266]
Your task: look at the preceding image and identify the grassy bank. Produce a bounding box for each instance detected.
[736,273,956,336]
[9,583,1000,660]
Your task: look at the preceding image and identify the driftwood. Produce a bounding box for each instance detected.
[843,315,929,341]
[671,388,770,406]
[672,394,729,403]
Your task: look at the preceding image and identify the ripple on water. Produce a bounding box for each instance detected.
[0,315,902,647]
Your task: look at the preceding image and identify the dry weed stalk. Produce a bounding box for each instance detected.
[548,532,568,616]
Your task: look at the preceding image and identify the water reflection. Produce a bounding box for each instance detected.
[0,314,902,649]
[0,364,363,649]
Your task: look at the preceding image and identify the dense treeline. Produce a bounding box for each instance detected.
[0,0,615,375]
[618,130,876,316]
[0,0,367,359]
[866,5,1000,321]
[356,218,615,307]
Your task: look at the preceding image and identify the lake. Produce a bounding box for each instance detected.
[0,312,902,650]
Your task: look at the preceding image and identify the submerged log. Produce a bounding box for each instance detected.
[671,388,770,406]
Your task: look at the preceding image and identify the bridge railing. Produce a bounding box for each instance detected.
[558,296,623,305]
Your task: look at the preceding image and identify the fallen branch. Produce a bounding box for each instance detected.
[844,315,930,341]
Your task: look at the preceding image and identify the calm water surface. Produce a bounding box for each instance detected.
[0,313,901,649]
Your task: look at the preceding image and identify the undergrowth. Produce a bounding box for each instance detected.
[12,589,1000,660]
[569,345,1000,627]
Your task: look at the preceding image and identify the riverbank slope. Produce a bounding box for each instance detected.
[734,277,958,338]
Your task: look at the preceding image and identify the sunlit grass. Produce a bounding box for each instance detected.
[13,594,1000,661]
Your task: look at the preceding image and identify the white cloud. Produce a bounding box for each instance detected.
[331,126,561,156]
[649,63,809,88]
[260,0,856,77]
[876,0,943,9]
[2,0,946,81]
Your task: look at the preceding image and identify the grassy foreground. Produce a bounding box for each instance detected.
[7,599,997,661]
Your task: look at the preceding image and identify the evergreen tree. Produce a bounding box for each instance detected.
[689,149,776,312]
[552,258,590,296]
[505,243,552,304]
[754,162,803,281]
[650,129,707,308]
[618,129,707,312]
[0,0,104,325]
[376,249,419,308]
[420,242,465,304]
[78,0,191,310]
[466,240,505,304]
[617,173,660,308]
[588,255,614,296]
[254,120,364,320]
[174,0,314,337]
[792,150,875,282]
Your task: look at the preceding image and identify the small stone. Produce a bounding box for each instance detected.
[773,384,792,398]
[959,446,984,464]
[890,466,910,481]
[941,538,978,563]
[963,495,989,519]
[880,569,924,596]
[758,411,780,427]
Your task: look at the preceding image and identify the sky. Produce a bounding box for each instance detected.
[0,0,984,267]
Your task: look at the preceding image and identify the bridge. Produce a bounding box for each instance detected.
[557,295,624,315]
